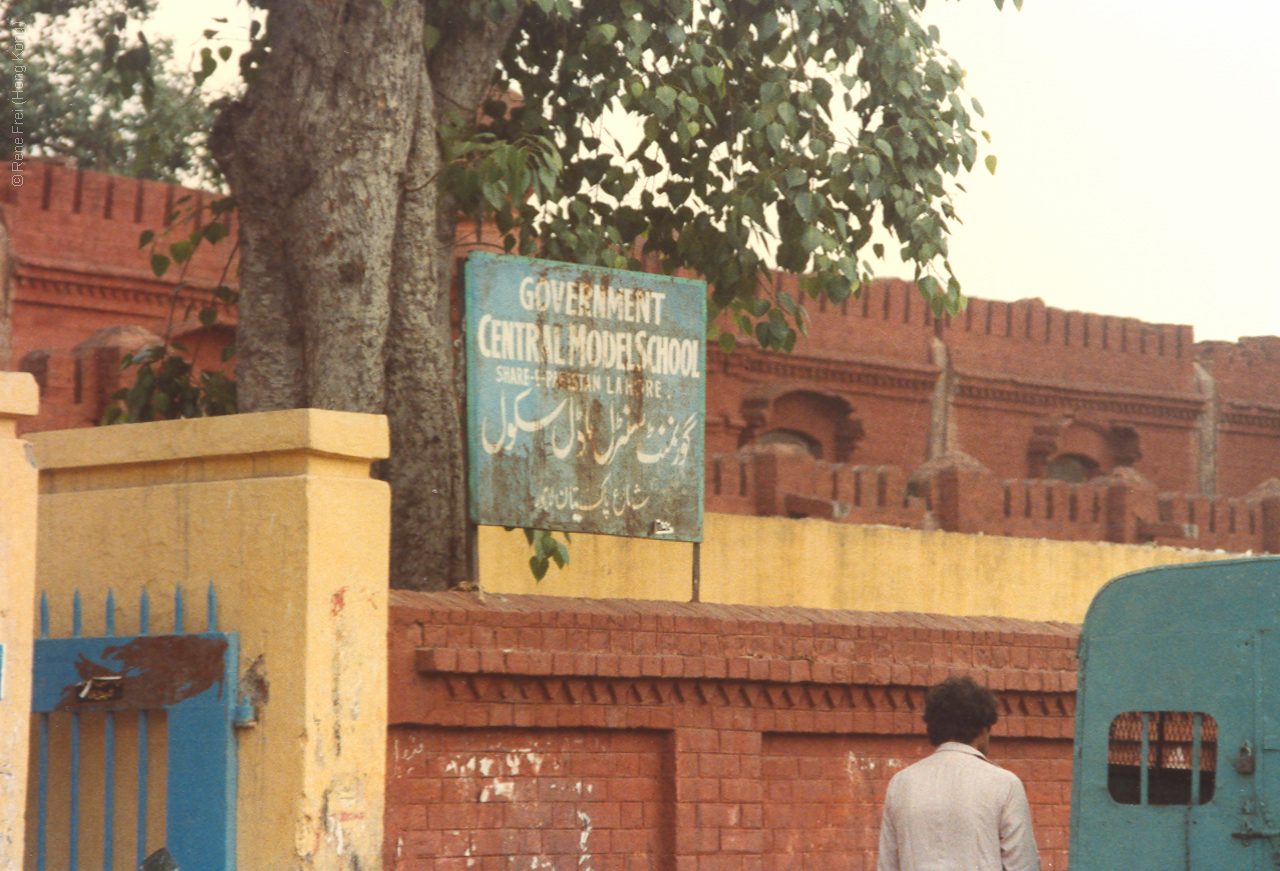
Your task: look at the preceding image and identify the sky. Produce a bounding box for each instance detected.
[151,0,1280,343]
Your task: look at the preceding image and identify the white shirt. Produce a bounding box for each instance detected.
[876,742,1041,871]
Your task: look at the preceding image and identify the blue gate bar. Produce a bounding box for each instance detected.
[70,712,80,870]
[37,592,48,871]
[36,713,48,871]
[137,712,148,869]
[103,711,115,871]
[103,589,116,871]
[32,584,238,871]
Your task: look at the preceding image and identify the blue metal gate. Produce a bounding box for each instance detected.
[1070,557,1280,870]
[31,586,239,871]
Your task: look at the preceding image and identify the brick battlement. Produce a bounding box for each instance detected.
[707,450,927,528]
[790,277,1197,394]
[4,160,236,292]
[5,159,188,227]
[708,448,1280,554]
[952,296,1192,359]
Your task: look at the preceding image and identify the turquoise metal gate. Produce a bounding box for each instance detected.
[1071,558,1280,870]
[31,586,239,871]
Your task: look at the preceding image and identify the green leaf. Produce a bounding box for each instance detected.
[793,192,817,221]
[203,221,230,244]
[705,66,725,93]
[625,19,652,46]
[799,225,825,254]
[529,556,549,581]
[169,240,194,264]
[150,254,171,277]
[654,85,677,114]
[985,154,998,175]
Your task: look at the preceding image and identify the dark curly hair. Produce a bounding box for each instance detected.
[922,676,999,746]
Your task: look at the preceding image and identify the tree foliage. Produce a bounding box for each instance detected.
[2,0,218,184]
[21,0,1017,590]
[450,0,1014,351]
[103,194,241,424]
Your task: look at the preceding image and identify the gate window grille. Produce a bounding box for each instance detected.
[30,586,239,871]
[1107,711,1217,806]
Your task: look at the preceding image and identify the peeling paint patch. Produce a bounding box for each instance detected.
[55,635,227,711]
[445,757,481,776]
[846,751,904,775]
[479,780,515,802]
[576,810,593,869]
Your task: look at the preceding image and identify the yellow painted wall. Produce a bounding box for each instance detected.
[480,515,1239,624]
[19,405,1251,868]
[32,411,390,871]
[0,373,38,870]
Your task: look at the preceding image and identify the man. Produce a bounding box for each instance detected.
[876,676,1041,871]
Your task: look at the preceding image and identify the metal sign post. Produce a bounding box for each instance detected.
[465,254,707,571]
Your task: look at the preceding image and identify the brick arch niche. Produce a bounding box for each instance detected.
[738,389,864,462]
[1027,414,1142,481]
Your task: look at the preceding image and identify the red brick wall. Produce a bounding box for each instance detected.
[7,162,1277,548]
[4,161,238,365]
[387,593,1079,871]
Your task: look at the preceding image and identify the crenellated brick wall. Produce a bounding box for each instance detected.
[5,161,1278,554]
[2,161,238,388]
[767,274,1196,393]
[387,592,1079,871]
[706,448,1280,553]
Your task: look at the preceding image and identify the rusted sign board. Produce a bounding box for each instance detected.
[465,253,706,541]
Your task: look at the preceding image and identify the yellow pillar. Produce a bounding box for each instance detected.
[0,373,37,870]
[32,410,390,871]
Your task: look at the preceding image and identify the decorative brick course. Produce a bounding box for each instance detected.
[388,593,1079,870]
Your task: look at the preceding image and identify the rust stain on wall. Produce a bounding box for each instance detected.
[55,635,227,711]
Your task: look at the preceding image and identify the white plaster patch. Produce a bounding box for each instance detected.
[846,751,906,775]
[576,810,593,868]
[445,757,480,776]
[479,780,516,802]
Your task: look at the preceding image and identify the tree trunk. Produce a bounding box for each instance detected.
[213,0,518,590]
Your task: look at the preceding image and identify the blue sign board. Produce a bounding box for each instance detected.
[465,253,706,541]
